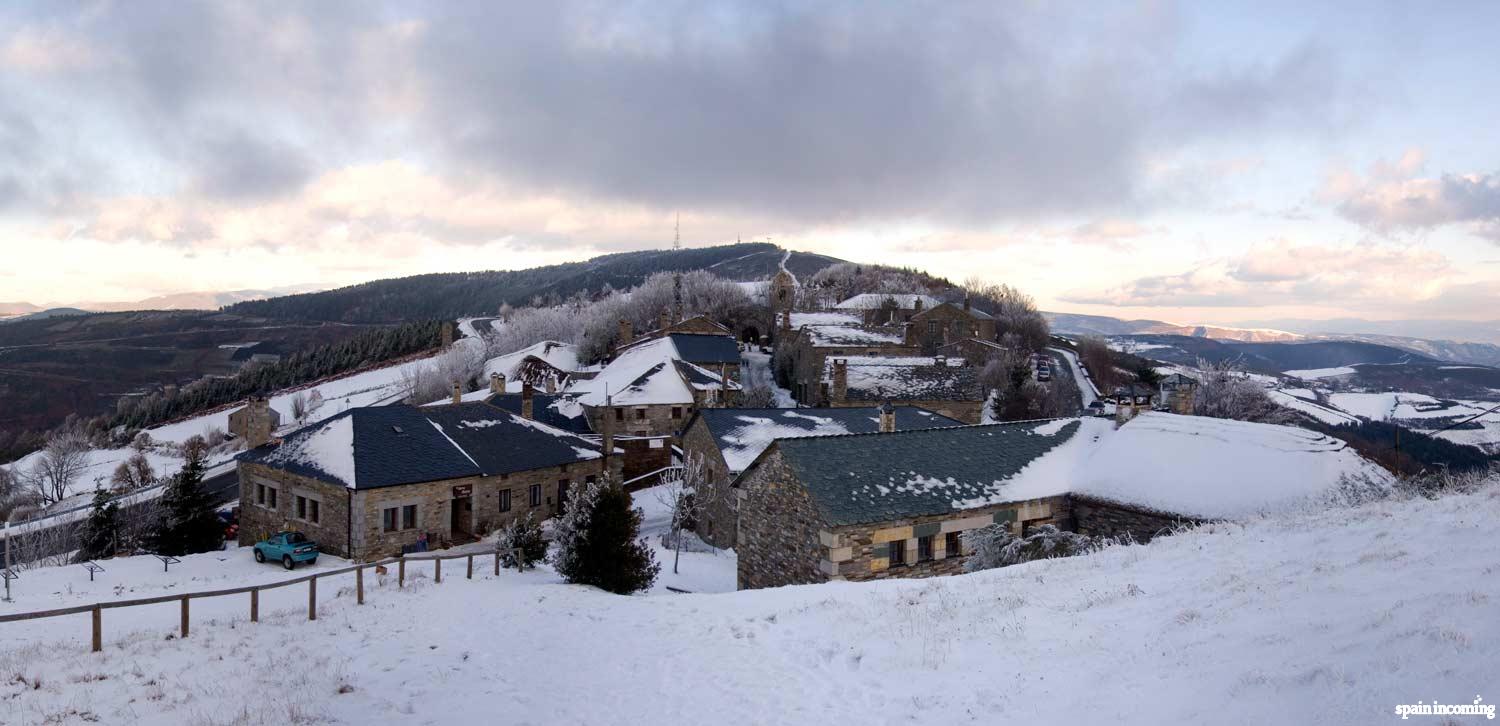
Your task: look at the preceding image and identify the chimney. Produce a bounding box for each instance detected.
[245,397,273,448]
[521,382,534,419]
[601,392,615,460]
[719,363,730,407]
[659,309,671,332]
[545,374,557,394]
[451,380,462,405]
[879,400,896,433]
[831,359,848,403]
[781,309,792,331]
[963,295,971,312]
[913,298,924,312]
[934,354,947,368]
[489,372,503,394]
[618,318,633,347]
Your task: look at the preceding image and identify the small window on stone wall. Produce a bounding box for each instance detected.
[382,507,398,533]
[945,531,961,558]
[889,540,907,566]
[529,484,542,507]
[499,489,511,512]
[917,535,933,562]
[401,504,417,530]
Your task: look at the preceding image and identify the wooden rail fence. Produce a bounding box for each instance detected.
[0,549,526,653]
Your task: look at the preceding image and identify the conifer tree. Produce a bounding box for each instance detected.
[79,489,119,560]
[551,477,659,594]
[150,437,224,556]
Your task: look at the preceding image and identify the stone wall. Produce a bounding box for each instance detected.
[679,417,737,549]
[585,402,692,438]
[1070,495,1203,543]
[237,462,351,557]
[905,305,997,353]
[616,436,673,489]
[735,450,829,590]
[829,398,985,425]
[829,495,1070,583]
[241,456,618,562]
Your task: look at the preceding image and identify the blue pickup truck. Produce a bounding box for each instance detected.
[253,531,320,570]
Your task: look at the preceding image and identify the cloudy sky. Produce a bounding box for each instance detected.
[2,1,1499,325]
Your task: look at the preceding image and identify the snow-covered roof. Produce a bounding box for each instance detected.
[240,402,606,489]
[828,356,983,401]
[567,336,736,406]
[834,293,942,311]
[485,341,580,379]
[755,412,1393,526]
[805,324,906,347]
[1071,413,1393,519]
[695,407,963,473]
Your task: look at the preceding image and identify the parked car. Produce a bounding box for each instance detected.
[253,531,319,570]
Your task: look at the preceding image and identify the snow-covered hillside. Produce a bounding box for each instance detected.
[3,482,1496,724]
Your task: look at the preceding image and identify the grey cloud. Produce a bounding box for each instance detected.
[0,1,1374,231]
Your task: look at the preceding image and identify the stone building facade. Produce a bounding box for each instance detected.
[239,456,621,561]
[1069,495,1204,543]
[904,302,997,354]
[228,397,280,448]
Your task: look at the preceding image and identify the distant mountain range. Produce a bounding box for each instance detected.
[1046,312,1500,367]
[0,285,328,322]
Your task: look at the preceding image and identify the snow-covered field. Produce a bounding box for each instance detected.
[1284,366,1359,380]
[3,482,1497,724]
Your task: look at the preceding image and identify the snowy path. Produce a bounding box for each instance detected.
[5,483,1499,724]
[1048,346,1098,407]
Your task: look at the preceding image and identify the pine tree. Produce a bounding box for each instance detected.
[496,512,547,569]
[149,437,225,556]
[551,477,659,594]
[78,489,119,560]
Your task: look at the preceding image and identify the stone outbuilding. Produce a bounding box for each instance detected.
[1158,373,1199,415]
[236,401,620,561]
[228,397,281,448]
[823,355,987,423]
[679,406,963,548]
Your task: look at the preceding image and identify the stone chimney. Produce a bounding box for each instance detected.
[489,372,504,394]
[601,393,615,459]
[781,309,792,331]
[521,382,534,420]
[451,380,462,405]
[962,295,971,312]
[242,397,275,448]
[879,400,896,433]
[913,297,924,312]
[934,354,947,368]
[618,318,633,347]
[719,363,730,407]
[545,374,557,394]
[658,309,671,332]
[831,359,848,403]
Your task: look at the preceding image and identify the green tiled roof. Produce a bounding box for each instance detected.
[773,419,1082,526]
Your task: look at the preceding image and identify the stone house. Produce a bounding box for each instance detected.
[567,336,741,438]
[735,419,1083,590]
[1158,373,1199,415]
[236,401,620,561]
[679,405,963,548]
[227,397,281,447]
[823,355,987,423]
[833,293,943,325]
[775,311,918,405]
[904,301,998,354]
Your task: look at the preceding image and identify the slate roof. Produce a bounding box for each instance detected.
[911,301,994,321]
[484,392,593,435]
[239,402,603,490]
[767,419,1083,526]
[834,293,943,310]
[830,357,985,401]
[664,333,740,365]
[693,406,964,473]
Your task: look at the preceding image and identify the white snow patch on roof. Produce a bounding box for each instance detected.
[262,414,358,488]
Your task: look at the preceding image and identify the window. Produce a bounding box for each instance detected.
[294,496,320,524]
[635,408,646,420]
[671,406,683,419]
[927,320,937,335]
[499,489,511,512]
[888,539,907,566]
[401,504,417,530]
[917,535,934,562]
[945,531,962,558]
[256,483,266,505]
[614,408,624,422]
[267,487,277,509]
[529,484,542,507]
[382,507,398,533]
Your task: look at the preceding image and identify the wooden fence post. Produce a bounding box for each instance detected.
[435,557,442,583]
[466,555,473,580]
[250,589,259,622]
[398,558,405,588]
[91,606,101,653]
[494,550,500,576]
[180,597,189,638]
[308,577,317,621]
[356,566,364,605]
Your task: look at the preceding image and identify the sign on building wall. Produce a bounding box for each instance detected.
[452,484,473,498]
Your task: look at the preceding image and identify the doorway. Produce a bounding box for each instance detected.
[451,496,472,537]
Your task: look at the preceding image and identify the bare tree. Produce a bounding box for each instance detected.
[110,452,156,492]
[290,391,308,422]
[1193,359,1292,424]
[24,429,91,504]
[653,454,720,574]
